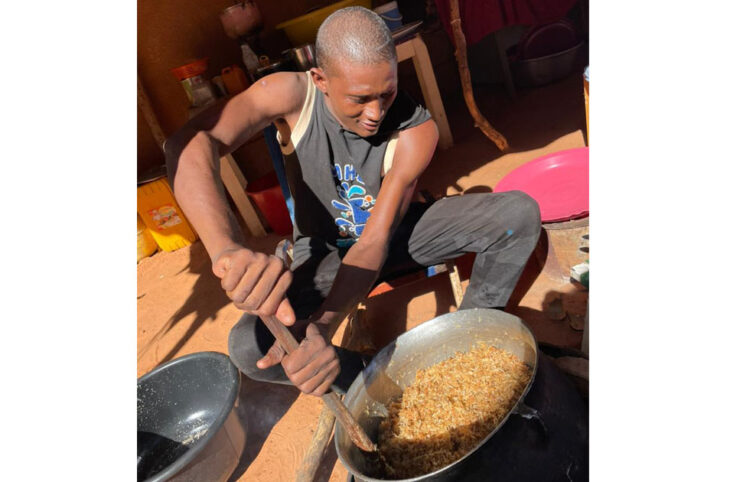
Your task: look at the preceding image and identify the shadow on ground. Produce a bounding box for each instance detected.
[417,73,586,197]
[138,242,232,366]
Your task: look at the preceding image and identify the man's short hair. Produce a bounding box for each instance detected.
[315,6,396,75]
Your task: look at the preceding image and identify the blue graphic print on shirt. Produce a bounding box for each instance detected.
[331,163,375,247]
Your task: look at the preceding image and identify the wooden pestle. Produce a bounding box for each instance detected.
[259,314,377,453]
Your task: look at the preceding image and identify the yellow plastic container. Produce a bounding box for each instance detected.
[137,177,198,252]
[276,0,372,46]
[137,214,158,262]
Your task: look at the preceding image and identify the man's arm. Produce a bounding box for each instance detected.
[271,119,439,396]
[163,72,307,324]
[165,72,304,257]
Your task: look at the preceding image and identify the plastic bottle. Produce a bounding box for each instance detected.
[240,43,260,77]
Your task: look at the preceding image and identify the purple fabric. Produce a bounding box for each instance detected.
[435,0,578,46]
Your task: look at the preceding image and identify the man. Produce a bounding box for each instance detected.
[164,7,540,398]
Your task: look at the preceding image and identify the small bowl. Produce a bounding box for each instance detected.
[137,352,245,482]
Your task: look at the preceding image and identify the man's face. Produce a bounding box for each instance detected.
[313,60,398,138]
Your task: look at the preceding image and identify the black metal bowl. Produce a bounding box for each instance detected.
[510,41,588,87]
[137,352,245,482]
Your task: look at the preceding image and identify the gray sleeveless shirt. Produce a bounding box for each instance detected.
[277,71,431,248]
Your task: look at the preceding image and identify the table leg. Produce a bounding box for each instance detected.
[494,29,516,99]
[410,35,454,149]
[220,153,267,237]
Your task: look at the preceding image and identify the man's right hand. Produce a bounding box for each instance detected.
[212,245,296,325]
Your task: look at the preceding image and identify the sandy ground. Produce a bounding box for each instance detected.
[137,72,588,481]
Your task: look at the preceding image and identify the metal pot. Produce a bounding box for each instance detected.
[290,44,317,71]
[335,309,537,481]
[137,352,246,482]
[336,309,588,482]
[219,1,263,40]
[510,41,588,87]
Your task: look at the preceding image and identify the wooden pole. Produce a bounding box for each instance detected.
[296,407,337,482]
[137,75,167,149]
[448,0,509,151]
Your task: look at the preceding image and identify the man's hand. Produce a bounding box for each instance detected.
[212,245,296,325]
[257,323,340,396]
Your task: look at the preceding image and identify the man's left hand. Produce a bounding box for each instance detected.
[258,322,340,396]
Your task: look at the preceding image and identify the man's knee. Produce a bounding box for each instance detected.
[500,191,541,238]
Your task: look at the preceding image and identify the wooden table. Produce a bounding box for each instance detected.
[396,34,454,150]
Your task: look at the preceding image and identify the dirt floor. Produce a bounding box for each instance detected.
[137,71,588,481]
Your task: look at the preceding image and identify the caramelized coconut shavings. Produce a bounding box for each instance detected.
[377,344,531,479]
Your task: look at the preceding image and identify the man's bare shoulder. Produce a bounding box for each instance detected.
[249,71,309,117]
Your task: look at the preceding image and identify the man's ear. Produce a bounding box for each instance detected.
[310,67,328,96]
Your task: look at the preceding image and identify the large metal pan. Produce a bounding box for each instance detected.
[335,309,539,481]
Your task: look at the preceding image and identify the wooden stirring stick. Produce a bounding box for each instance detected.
[259,314,377,453]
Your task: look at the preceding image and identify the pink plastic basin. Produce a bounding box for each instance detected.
[495,147,588,223]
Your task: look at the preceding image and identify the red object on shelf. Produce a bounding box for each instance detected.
[171,58,209,81]
[495,147,588,223]
[245,172,293,236]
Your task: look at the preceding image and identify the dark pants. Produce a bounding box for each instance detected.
[228,191,541,393]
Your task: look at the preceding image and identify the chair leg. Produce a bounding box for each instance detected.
[494,28,516,99]
[445,259,464,307]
